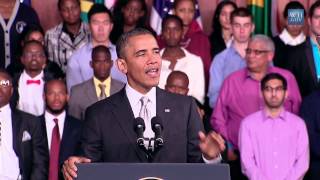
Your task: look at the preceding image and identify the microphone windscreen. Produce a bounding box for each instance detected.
[134,117,145,131]
[151,116,163,131]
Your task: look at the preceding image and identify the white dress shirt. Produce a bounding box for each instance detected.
[159,48,205,104]
[17,70,45,116]
[0,104,20,180]
[126,84,156,140]
[44,111,66,150]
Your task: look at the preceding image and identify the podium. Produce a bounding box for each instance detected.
[76,163,230,180]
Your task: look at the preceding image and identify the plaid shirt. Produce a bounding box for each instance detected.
[45,22,90,72]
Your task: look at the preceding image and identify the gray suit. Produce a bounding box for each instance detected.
[68,78,124,120]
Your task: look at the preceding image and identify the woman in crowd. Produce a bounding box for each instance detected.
[209,1,237,58]
[110,0,154,44]
[158,0,211,89]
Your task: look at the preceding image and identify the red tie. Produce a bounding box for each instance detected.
[49,118,60,180]
[26,79,41,85]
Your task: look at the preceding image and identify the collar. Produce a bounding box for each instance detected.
[21,70,44,80]
[44,110,66,123]
[86,41,116,51]
[93,76,111,86]
[125,84,156,108]
[262,108,286,121]
[279,29,306,46]
[0,104,10,113]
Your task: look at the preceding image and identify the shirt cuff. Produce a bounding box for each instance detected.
[202,153,222,164]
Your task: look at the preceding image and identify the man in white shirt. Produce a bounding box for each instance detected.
[40,79,82,180]
[0,69,48,180]
[62,28,226,180]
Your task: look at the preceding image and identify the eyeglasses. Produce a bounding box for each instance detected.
[245,48,270,56]
[263,86,285,93]
[0,80,11,88]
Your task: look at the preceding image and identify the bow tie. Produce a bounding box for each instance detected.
[26,79,41,85]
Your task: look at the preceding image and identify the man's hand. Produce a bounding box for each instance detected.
[62,156,91,180]
[199,131,226,160]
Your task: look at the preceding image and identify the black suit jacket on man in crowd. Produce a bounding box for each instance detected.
[39,114,82,180]
[11,109,48,180]
[81,87,204,163]
[286,37,319,97]
[300,91,320,180]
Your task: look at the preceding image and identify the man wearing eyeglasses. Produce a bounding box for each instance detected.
[0,69,48,180]
[239,73,309,180]
[12,40,63,116]
[211,34,301,180]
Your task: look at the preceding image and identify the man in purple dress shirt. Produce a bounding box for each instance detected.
[211,34,302,179]
[239,73,309,180]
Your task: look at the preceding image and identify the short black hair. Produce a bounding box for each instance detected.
[44,79,67,94]
[0,68,13,84]
[22,40,46,55]
[88,3,113,23]
[283,1,306,18]
[91,45,111,61]
[230,7,253,23]
[58,0,80,10]
[161,15,183,31]
[309,0,320,18]
[116,28,154,59]
[261,73,287,91]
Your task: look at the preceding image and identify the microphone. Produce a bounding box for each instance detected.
[151,116,164,148]
[134,117,145,147]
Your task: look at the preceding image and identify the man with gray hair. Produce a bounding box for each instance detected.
[211,34,302,179]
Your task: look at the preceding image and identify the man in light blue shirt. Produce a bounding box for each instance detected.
[66,4,126,92]
[207,8,255,108]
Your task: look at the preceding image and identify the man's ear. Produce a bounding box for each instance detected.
[116,58,128,74]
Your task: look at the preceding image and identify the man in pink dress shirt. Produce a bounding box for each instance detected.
[211,34,302,179]
[239,73,309,180]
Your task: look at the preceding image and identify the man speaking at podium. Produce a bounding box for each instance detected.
[63,28,225,179]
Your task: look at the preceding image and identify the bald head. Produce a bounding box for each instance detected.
[165,71,189,95]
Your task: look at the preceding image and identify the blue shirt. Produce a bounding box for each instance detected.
[66,42,127,92]
[310,38,320,81]
[207,46,246,108]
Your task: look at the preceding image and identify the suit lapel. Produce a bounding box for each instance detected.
[85,79,98,103]
[111,88,147,161]
[59,116,71,164]
[110,79,117,95]
[305,39,317,83]
[12,109,22,157]
[155,88,170,149]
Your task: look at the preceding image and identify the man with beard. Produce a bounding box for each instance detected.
[239,73,309,180]
[40,79,82,180]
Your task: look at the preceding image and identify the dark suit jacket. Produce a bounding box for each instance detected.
[300,91,320,180]
[286,37,319,97]
[11,108,48,180]
[39,114,82,180]
[81,87,204,163]
[68,78,124,120]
